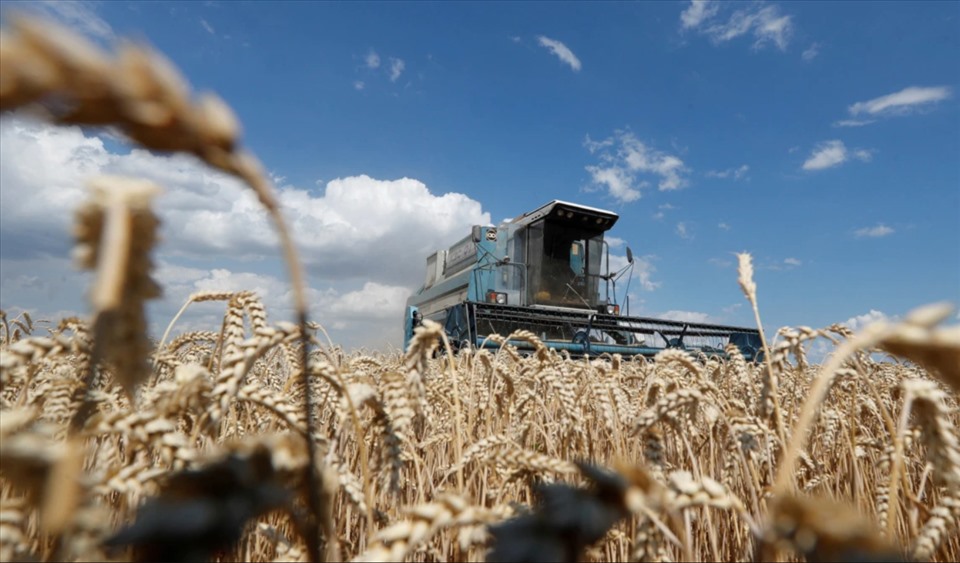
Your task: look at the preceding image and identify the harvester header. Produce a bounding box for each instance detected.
[403,200,763,360]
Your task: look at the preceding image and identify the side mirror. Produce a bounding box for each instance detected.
[626,246,634,264]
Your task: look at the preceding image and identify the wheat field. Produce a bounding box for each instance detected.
[1,14,959,563]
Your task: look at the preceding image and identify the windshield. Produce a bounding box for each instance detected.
[527,219,606,309]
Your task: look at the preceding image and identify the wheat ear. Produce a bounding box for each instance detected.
[0,15,323,559]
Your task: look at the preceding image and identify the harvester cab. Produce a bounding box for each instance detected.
[403,200,763,361]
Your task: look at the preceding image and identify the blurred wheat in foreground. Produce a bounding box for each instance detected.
[1,13,960,563]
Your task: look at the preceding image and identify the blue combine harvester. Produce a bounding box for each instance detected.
[403,200,763,360]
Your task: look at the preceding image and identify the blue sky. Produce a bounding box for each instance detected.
[1,0,958,350]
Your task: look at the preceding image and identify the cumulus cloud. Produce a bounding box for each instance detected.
[584,130,689,202]
[679,1,794,51]
[156,267,412,346]
[537,36,582,72]
[802,309,900,362]
[388,57,405,82]
[718,222,730,231]
[0,117,491,349]
[849,86,952,117]
[855,224,895,238]
[586,166,640,202]
[354,81,365,91]
[705,164,749,180]
[801,140,873,171]
[783,257,802,266]
[676,222,692,240]
[842,310,891,332]
[2,117,490,281]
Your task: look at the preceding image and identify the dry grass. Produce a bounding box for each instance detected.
[2,13,960,563]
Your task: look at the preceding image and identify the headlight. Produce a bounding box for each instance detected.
[487,291,508,305]
[605,304,620,315]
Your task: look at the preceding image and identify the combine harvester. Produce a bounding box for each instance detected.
[403,200,763,360]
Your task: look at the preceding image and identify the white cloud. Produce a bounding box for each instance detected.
[0,117,492,349]
[705,164,749,180]
[353,81,365,91]
[584,135,614,153]
[722,303,742,315]
[854,224,895,238]
[805,309,903,361]
[200,18,215,35]
[680,1,720,30]
[763,256,803,271]
[584,130,689,202]
[801,42,820,61]
[158,268,412,347]
[605,252,660,293]
[388,58,405,82]
[681,1,794,51]
[20,0,114,40]
[328,282,411,321]
[801,140,872,171]
[537,36,582,72]
[652,212,665,220]
[656,310,714,324]
[842,310,890,332]
[718,222,730,231]
[676,222,692,240]
[752,7,793,50]
[365,50,381,69]
[3,118,491,282]
[632,257,661,292]
[586,166,640,202]
[833,119,876,128]
[709,257,732,268]
[849,86,952,117]
[802,140,846,170]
